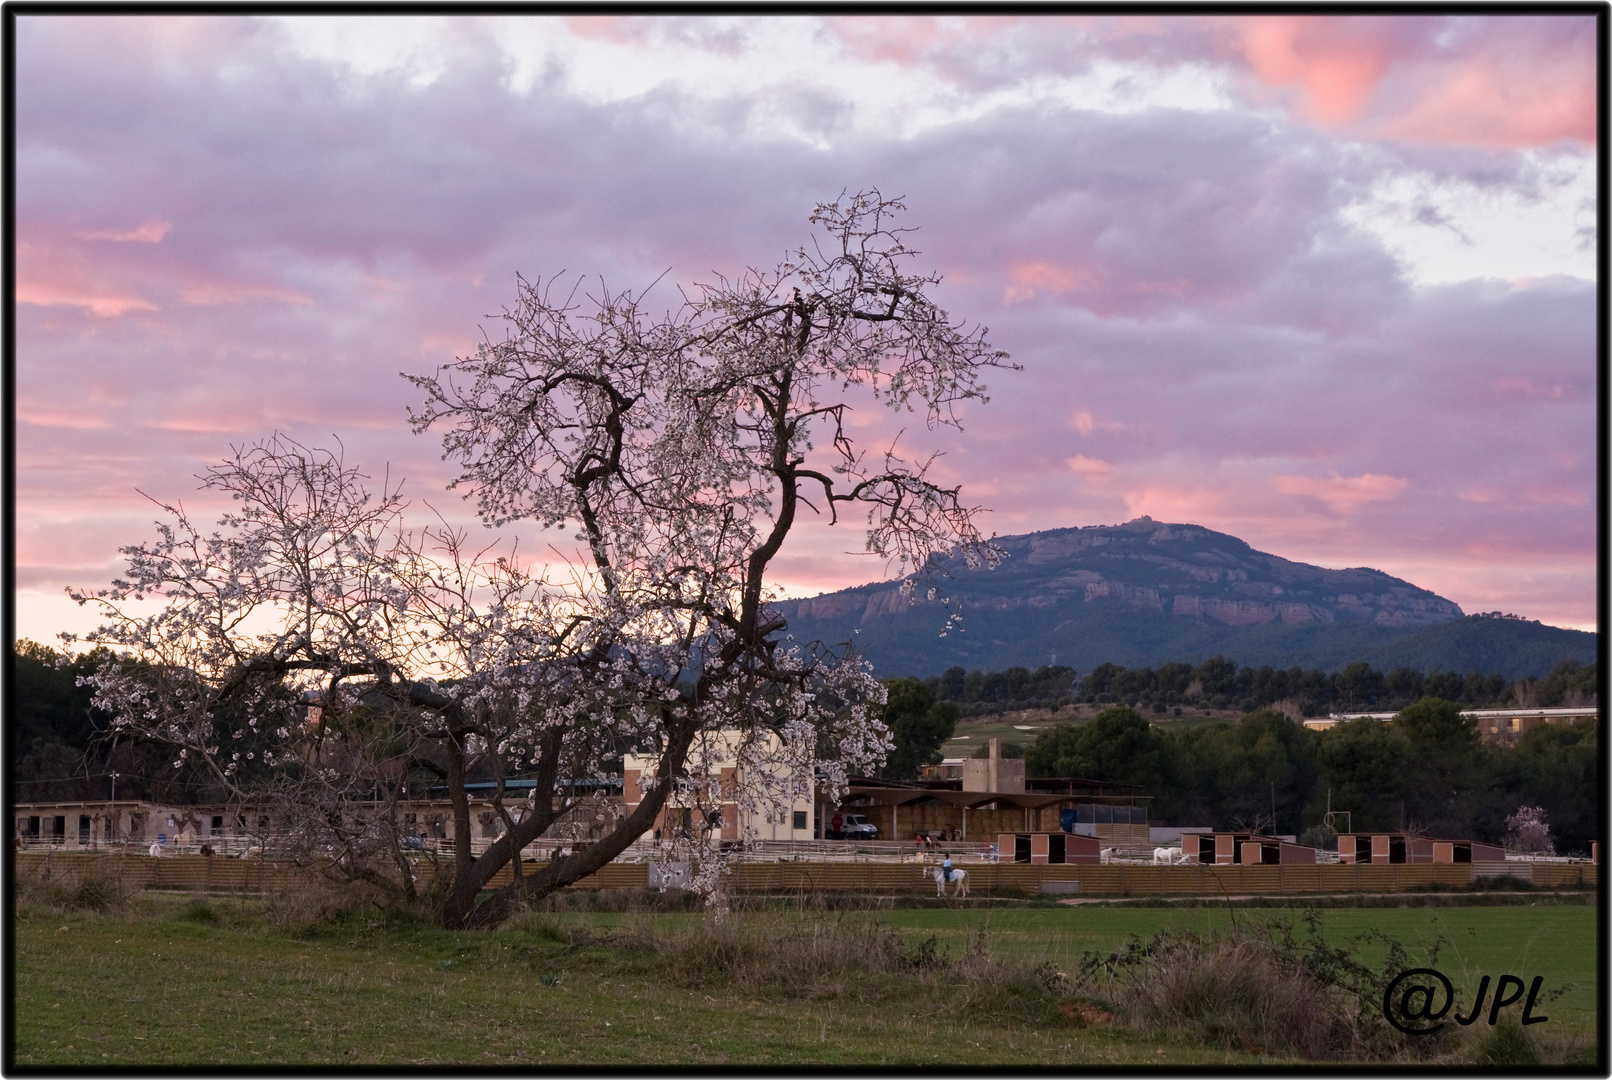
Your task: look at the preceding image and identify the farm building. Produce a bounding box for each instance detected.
[1182,832,1317,865]
[996,831,1103,864]
[623,729,815,844]
[14,800,185,850]
[1337,833,1504,864]
[845,738,1151,843]
[14,789,630,856]
[12,800,285,853]
[831,775,1149,844]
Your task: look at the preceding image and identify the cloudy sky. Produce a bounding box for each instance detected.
[14,14,1599,648]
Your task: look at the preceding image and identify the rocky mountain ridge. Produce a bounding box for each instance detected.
[774,518,1588,678]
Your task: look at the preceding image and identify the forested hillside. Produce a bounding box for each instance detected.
[917,656,1596,718]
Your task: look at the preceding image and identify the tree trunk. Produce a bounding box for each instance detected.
[437,722,694,929]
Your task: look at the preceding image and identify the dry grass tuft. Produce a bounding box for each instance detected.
[15,865,135,915]
[1071,912,1442,1062]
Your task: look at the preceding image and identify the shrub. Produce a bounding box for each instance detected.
[15,865,133,915]
[263,876,402,936]
[1071,912,1443,1061]
[536,912,1062,1024]
[1469,1020,1540,1066]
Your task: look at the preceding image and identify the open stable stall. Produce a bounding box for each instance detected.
[1338,833,1504,864]
[997,831,1102,864]
[1184,832,1317,865]
[1430,839,1507,863]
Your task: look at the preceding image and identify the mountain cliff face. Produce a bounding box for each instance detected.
[773,517,1588,678]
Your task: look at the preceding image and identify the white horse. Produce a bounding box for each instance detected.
[923,865,969,897]
[1152,846,1182,865]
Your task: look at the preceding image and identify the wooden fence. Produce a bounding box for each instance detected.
[15,853,1595,896]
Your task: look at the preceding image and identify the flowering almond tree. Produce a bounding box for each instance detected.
[71,191,1010,928]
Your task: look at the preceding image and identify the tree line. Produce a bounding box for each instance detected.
[18,638,1599,857]
[1022,702,1597,856]
[919,657,1596,718]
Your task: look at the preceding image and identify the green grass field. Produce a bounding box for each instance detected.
[877,904,1599,1032]
[943,705,1242,757]
[559,902,1599,1033]
[12,892,1598,1067]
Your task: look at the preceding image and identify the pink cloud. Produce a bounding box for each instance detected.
[1069,411,1126,437]
[818,14,1597,150]
[15,280,157,317]
[1492,376,1567,401]
[823,15,1017,67]
[1004,260,1099,304]
[1233,17,1394,125]
[1216,15,1596,148]
[77,220,171,243]
[1004,259,1195,315]
[1273,472,1411,513]
[563,15,647,44]
[1065,454,1113,478]
[10,14,1596,647]
[178,281,314,306]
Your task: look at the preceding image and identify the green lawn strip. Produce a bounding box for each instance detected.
[14,901,1277,1067]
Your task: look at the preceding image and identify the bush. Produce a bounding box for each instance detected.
[15,865,133,915]
[263,876,403,936]
[1469,1020,1540,1066]
[1071,913,1442,1061]
[535,912,1064,1024]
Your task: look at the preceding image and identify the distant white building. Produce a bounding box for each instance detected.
[623,729,815,843]
[1303,706,1597,743]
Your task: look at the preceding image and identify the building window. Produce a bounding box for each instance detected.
[79,816,91,844]
[211,816,224,834]
[793,810,808,831]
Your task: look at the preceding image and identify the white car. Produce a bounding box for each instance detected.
[827,813,878,840]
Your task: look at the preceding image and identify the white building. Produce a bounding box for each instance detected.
[623,729,815,844]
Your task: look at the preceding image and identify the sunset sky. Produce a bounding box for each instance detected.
[13,14,1600,648]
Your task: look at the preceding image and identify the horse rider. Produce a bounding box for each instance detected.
[942,853,953,883]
